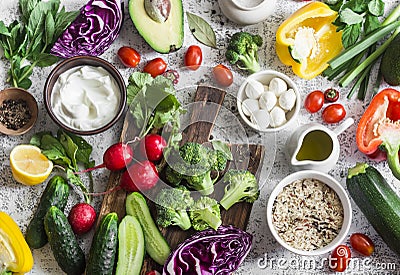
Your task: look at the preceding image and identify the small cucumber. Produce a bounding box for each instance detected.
[115,215,145,275]
[86,212,118,275]
[25,175,70,249]
[44,206,85,275]
[126,192,171,265]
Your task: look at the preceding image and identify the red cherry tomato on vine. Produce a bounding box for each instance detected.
[329,244,351,272]
[304,90,324,113]
[322,103,346,123]
[143,57,167,77]
[117,46,141,68]
[350,233,375,256]
[212,64,233,87]
[184,45,202,70]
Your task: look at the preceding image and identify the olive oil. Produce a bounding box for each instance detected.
[296,130,333,161]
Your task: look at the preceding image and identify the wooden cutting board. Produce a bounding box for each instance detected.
[96,85,265,273]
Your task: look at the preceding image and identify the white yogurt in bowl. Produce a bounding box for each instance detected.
[51,65,121,131]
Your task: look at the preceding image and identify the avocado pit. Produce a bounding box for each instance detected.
[144,0,171,22]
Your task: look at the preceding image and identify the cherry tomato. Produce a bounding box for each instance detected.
[304,90,324,113]
[322,103,346,123]
[212,64,234,87]
[329,244,351,272]
[350,233,375,256]
[184,45,202,70]
[324,88,339,103]
[117,46,140,68]
[143,57,167,77]
[140,134,167,162]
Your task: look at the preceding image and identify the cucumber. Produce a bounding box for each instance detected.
[86,212,118,275]
[25,175,70,249]
[115,215,145,275]
[347,163,400,256]
[126,192,171,265]
[44,206,85,275]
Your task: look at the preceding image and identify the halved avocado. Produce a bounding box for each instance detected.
[129,0,184,53]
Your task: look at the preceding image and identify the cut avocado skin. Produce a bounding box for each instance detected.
[129,0,184,54]
[380,34,400,86]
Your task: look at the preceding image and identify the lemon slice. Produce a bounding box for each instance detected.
[10,145,53,186]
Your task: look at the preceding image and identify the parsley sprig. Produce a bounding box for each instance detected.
[0,0,78,89]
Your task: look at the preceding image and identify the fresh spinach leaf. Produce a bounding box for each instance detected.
[364,13,381,34]
[368,0,385,16]
[60,130,93,165]
[35,53,59,67]
[58,131,78,170]
[340,8,364,25]
[342,22,361,48]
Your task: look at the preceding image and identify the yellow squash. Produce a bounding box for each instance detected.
[0,212,33,274]
[276,2,343,79]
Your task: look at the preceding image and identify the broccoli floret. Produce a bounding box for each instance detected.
[179,142,209,166]
[226,31,263,73]
[208,150,228,171]
[219,169,259,210]
[189,196,221,231]
[155,186,194,230]
[164,165,183,186]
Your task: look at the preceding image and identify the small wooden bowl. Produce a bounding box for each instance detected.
[0,87,38,136]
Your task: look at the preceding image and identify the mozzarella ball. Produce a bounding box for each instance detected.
[270,106,287,127]
[242,98,259,116]
[250,109,270,129]
[245,79,264,99]
[278,88,296,111]
[269,77,288,97]
[259,91,277,111]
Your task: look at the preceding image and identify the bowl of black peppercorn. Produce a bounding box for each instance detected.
[0,87,38,136]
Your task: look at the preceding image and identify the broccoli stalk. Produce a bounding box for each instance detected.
[189,196,222,231]
[155,186,194,230]
[219,169,259,210]
[226,32,263,74]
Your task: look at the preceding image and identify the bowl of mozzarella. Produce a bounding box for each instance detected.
[237,70,300,132]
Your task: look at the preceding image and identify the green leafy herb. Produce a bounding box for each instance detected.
[186,12,217,48]
[0,0,78,89]
[30,130,94,203]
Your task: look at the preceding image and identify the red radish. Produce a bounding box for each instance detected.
[146,271,161,275]
[120,160,159,192]
[78,142,133,173]
[140,134,167,162]
[68,203,97,235]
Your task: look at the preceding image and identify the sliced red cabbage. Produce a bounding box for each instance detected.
[163,225,252,275]
[51,0,123,58]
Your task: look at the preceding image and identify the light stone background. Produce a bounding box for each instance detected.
[0,0,399,274]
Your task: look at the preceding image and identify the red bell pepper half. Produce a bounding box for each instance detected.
[356,88,400,179]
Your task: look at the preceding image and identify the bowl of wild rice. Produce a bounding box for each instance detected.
[266,170,352,255]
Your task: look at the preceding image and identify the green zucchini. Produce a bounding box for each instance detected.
[44,206,85,275]
[126,192,171,265]
[347,163,400,256]
[25,175,70,249]
[115,215,145,275]
[86,212,118,275]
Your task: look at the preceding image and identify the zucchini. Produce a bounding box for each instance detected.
[347,163,400,256]
[25,175,70,249]
[86,212,118,275]
[44,206,85,275]
[115,215,145,275]
[126,192,171,265]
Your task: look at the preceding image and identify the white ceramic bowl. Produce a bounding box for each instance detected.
[266,170,352,256]
[237,70,300,132]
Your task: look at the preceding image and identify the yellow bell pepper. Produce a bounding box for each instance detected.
[276,2,343,79]
[0,212,33,274]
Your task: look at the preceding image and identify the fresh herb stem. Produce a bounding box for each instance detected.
[329,21,400,70]
[339,26,400,87]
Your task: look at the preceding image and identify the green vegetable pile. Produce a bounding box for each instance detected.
[323,1,400,100]
[0,0,78,89]
[156,140,260,232]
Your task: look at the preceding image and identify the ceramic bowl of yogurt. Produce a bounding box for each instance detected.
[237,70,300,132]
[44,56,126,135]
